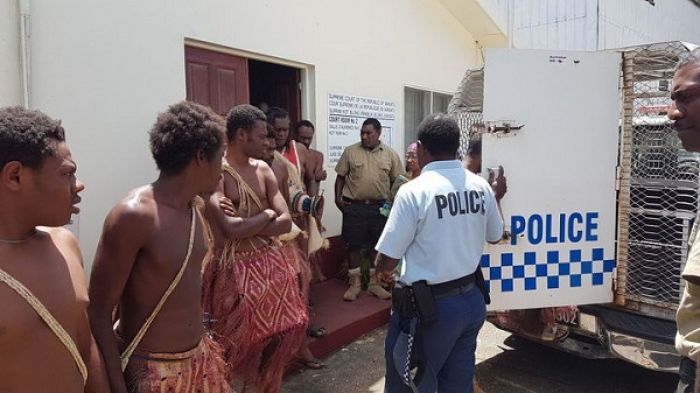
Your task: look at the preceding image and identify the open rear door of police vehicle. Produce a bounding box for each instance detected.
[480,48,621,311]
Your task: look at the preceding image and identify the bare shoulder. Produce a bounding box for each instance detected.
[259,159,272,170]
[310,149,324,164]
[254,159,275,177]
[103,186,157,234]
[295,141,309,153]
[221,166,237,187]
[272,159,288,175]
[41,227,83,267]
[296,142,312,161]
[42,226,79,249]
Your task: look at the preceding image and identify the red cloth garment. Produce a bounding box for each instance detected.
[282,141,301,175]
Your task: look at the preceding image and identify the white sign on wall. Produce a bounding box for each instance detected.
[327,93,396,166]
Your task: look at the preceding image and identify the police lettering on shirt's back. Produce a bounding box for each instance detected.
[376,160,503,285]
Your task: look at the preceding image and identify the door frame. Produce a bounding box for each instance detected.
[184,38,315,129]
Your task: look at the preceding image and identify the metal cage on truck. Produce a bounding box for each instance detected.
[448,41,699,372]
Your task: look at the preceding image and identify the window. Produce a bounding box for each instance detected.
[404,87,453,146]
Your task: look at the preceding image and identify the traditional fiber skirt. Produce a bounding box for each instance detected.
[202,244,309,393]
[278,240,311,303]
[124,335,232,393]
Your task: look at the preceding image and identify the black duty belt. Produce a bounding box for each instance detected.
[392,274,479,324]
[343,196,386,205]
[429,274,476,298]
[396,274,476,299]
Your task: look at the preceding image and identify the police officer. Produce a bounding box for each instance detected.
[375,114,505,393]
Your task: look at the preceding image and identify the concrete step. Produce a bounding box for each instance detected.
[307,278,391,359]
[313,236,345,280]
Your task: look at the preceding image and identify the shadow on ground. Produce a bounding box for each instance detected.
[476,335,678,393]
[283,324,679,393]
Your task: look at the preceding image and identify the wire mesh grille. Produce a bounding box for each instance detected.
[447,67,485,157]
[618,42,699,308]
[448,43,698,311]
[453,111,484,158]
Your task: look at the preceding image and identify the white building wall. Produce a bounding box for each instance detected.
[598,0,700,49]
[479,0,700,50]
[27,0,479,265]
[0,1,22,107]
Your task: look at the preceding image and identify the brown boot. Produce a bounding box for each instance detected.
[343,268,362,301]
[367,269,392,300]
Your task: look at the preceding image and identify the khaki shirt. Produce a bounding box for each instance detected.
[335,142,404,200]
[676,217,700,359]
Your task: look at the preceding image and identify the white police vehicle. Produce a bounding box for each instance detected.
[450,41,699,372]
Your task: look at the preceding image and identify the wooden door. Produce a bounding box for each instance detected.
[185,46,249,116]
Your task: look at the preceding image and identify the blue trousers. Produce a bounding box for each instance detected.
[384,286,486,393]
[676,357,696,393]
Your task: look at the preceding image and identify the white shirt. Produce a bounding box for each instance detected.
[375,160,503,285]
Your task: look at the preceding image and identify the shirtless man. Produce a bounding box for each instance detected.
[269,110,328,276]
[202,104,308,392]
[294,119,327,193]
[262,124,290,203]
[262,124,327,370]
[261,124,310,295]
[264,123,324,228]
[268,107,318,195]
[88,101,231,393]
[0,106,107,393]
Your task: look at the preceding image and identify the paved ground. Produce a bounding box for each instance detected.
[282,327,387,393]
[282,322,679,393]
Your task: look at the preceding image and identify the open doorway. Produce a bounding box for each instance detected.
[249,60,301,125]
[185,46,302,122]
[184,44,388,366]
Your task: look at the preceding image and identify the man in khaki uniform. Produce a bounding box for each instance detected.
[670,48,700,393]
[334,118,404,301]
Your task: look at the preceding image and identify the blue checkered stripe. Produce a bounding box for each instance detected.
[480,249,615,293]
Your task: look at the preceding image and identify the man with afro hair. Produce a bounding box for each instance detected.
[0,106,108,392]
[88,101,232,393]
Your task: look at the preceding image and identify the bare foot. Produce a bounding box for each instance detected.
[296,346,326,369]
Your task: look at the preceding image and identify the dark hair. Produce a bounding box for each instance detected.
[0,106,66,169]
[226,104,266,141]
[677,48,700,72]
[149,101,225,174]
[295,120,315,132]
[266,106,289,125]
[467,138,482,156]
[362,118,382,132]
[416,114,460,157]
[266,123,276,139]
